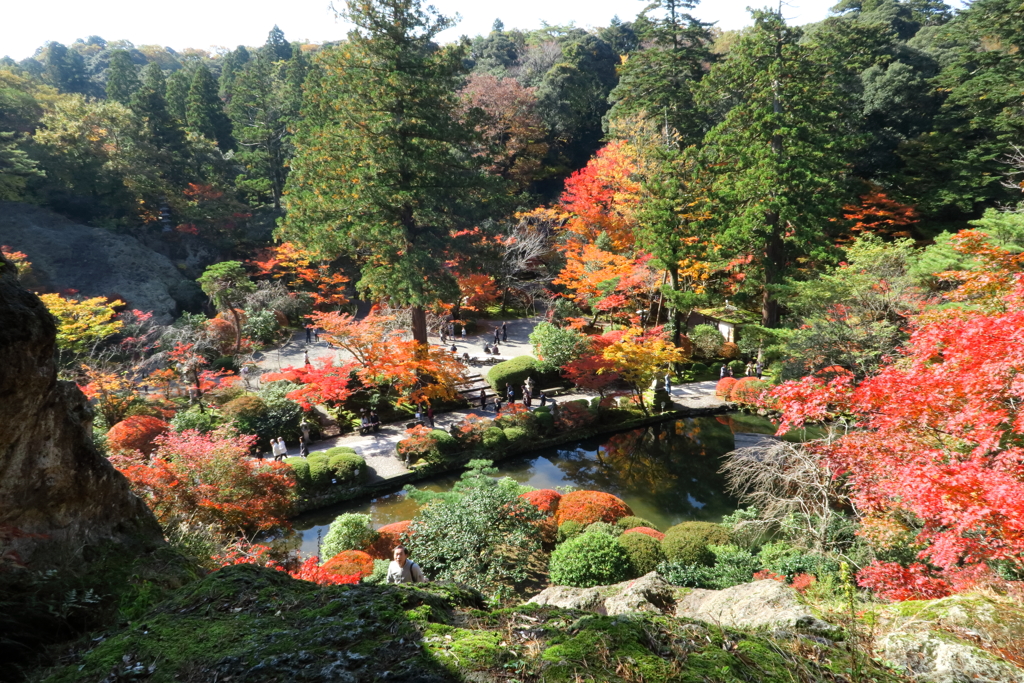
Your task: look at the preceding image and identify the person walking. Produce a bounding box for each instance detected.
[313,327,320,343]
[304,349,311,367]
[426,404,435,428]
[305,325,312,343]
[298,437,309,458]
[720,364,727,379]
[272,437,285,461]
[479,388,487,409]
[461,326,467,341]
[494,326,500,344]
[755,360,764,379]
[386,545,426,584]
[501,322,507,342]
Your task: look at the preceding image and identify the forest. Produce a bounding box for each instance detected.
[4,0,1024,679]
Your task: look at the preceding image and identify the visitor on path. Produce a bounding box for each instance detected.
[298,437,309,458]
[314,327,320,343]
[386,546,426,584]
[304,349,311,367]
[483,343,491,354]
[450,343,458,354]
[746,361,755,377]
[369,410,381,432]
[272,437,285,461]
[506,384,515,403]
[720,364,727,379]
[461,326,467,340]
[756,361,764,379]
[727,365,734,377]
[492,341,499,355]
[539,392,547,407]
[479,388,487,409]
[523,387,532,408]
[426,404,435,428]
[305,325,312,343]
[494,396,503,412]
[360,411,371,435]
[501,322,507,342]
[415,407,423,425]
[494,327,500,344]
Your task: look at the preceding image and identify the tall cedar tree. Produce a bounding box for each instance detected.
[165,69,190,123]
[219,45,251,100]
[605,0,714,146]
[697,10,856,327]
[263,25,293,62]
[105,50,140,105]
[185,63,234,150]
[280,0,500,343]
[41,42,89,94]
[130,63,188,185]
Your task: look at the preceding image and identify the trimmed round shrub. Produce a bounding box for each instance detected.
[325,446,358,456]
[584,521,622,536]
[431,429,459,454]
[307,453,332,487]
[623,526,666,542]
[322,550,375,579]
[327,452,367,485]
[367,520,413,560]
[482,427,508,449]
[719,342,741,360]
[503,426,528,444]
[321,513,376,559]
[283,457,312,489]
[106,415,170,455]
[556,490,633,527]
[549,531,632,587]
[520,489,561,515]
[619,531,666,577]
[690,362,709,377]
[556,520,585,543]
[487,355,540,396]
[715,377,738,397]
[730,377,770,405]
[616,516,661,532]
[533,411,554,432]
[661,522,732,566]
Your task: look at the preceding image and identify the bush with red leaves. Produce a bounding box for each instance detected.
[715,377,738,398]
[519,489,562,515]
[622,526,665,542]
[322,550,375,579]
[366,520,413,559]
[555,490,632,527]
[730,377,769,405]
[106,415,170,455]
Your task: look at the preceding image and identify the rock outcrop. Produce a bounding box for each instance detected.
[528,572,681,616]
[0,201,191,322]
[675,579,835,632]
[0,252,162,565]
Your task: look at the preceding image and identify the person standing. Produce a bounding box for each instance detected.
[298,437,309,458]
[501,322,507,342]
[386,546,426,584]
[272,437,283,461]
[305,325,312,343]
[479,388,487,410]
[539,391,547,407]
[492,341,499,355]
[461,326,467,341]
[314,327,320,343]
[720,364,727,379]
[415,406,423,424]
[506,383,515,403]
[304,349,311,367]
[756,360,764,379]
[494,396,503,413]
[426,404,435,428]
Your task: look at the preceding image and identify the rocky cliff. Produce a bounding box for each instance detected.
[0,251,162,565]
[0,202,192,322]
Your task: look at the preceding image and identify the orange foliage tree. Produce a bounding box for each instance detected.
[554,246,656,325]
[80,365,141,426]
[322,549,375,579]
[249,241,349,310]
[106,415,170,455]
[841,185,918,240]
[559,140,642,251]
[555,490,633,527]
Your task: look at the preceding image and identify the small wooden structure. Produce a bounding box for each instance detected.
[686,302,759,343]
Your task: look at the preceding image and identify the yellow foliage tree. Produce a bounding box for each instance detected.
[602,328,689,415]
[38,293,124,360]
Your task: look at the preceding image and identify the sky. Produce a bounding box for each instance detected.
[1,0,842,61]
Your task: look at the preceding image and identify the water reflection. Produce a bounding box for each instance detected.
[294,414,776,556]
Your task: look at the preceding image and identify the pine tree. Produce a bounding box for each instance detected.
[41,42,89,94]
[185,63,234,149]
[697,10,858,327]
[219,45,250,100]
[131,63,187,178]
[263,25,292,62]
[227,55,288,207]
[279,0,501,343]
[165,68,190,123]
[606,0,714,146]
[105,50,141,104]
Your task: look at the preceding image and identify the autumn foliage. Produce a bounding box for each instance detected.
[322,550,375,579]
[623,526,665,542]
[519,489,562,515]
[214,542,358,586]
[263,358,357,410]
[555,490,633,527]
[715,377,738,397]
[366,520,413,560]
[106,415,170,455]
[729,377,769,405]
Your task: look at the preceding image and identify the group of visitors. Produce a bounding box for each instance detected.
[304,325,321,344]
[414,403,435,428]
[359,409,382,434]
[719,360,764,379]
[439,323,466,346]
[493,322,508,344]
[269,435,310,460]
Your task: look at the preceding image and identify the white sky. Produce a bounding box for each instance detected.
[1,0,841,61]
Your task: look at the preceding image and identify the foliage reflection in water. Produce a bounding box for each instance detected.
[294,414,778,556]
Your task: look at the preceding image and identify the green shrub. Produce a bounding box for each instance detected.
[658,544,761,589]
[619,532,666,577]
[431,430,459,454]
[307,454,332,487]
[556,520,585,543]
[690,325,725,358]
[533,411,554,432]
[283,457,311,489]
[222,395,268,439]
[757,541,840,580]
[503,426,528,444]
[549,531,632,587]
[170,406,219,433]
[487,356,539,396]
[584,521,622,537]
[709,363,723,378]
[656,561,715,588]
[325,446,358,457]
[361,559,390,585]
[728,360,746,376]
[327,452,367,485]
[690,362,709,377]
[321,513,376,560]
[661,522,732,566]
[529,322,591,374]
[482,427,508,449]
[616,516,661,532]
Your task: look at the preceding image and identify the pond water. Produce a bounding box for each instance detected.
[293,413,780,557]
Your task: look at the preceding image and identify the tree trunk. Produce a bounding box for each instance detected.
[229,305,243,354]
[667,267,683,346]
[762,213,784,328]
[411,306,428,345]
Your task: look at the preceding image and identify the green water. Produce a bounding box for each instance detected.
[294,413,779,556]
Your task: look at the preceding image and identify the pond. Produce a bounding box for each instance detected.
[293,412,781,557]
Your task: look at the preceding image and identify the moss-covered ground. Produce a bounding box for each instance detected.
[38,564,909,683]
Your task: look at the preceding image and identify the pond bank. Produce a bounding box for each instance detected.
[291,394,732,515]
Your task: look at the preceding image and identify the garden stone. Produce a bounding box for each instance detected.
[526,585,605,613]
[877,631,1024,683]
[527,572,678,616]
[674,579,833,632]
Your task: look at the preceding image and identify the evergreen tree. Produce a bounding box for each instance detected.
[697,10,858,327]
[606,0,714,146]
[219,45,250,100]
[185,63,234,149]
[263,25,292,62]
[280,0,501,343]
[131,63,187,178]
[105,49,140,104]
[598,16,641,56]
[41,42,89,94]
[227,55,288,207]
[165,68,190,123]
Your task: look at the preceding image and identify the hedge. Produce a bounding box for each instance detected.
[307,453,333,487]
[487,356,540,396]
[283,457,312,488]
[618,531,666,577]
[661,522,732,566]
[327,452,367,485]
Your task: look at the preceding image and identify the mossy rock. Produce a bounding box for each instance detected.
[661,521,732,566]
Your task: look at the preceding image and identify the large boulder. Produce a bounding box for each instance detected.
[0,201,191,322]
[674,579,833,632]
[0,252,162,565]
[528,572,679,616]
